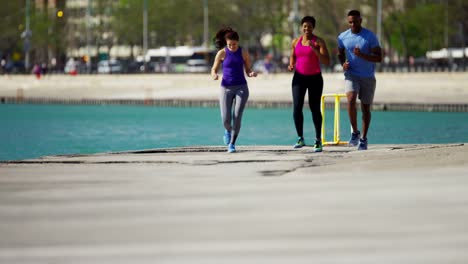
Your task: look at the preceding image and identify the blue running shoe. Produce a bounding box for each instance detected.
[313,140,323,152]
[293,137,305,148]
[227,143,236,153]
[349,131,360,146]
[358,138,368,150]
[223,130,231,145]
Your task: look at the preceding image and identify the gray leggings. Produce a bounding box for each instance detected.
[220,84,249,139]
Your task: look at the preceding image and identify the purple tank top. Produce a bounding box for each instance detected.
[221,47,247,87]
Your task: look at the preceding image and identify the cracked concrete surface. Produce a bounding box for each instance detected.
[0,144,467,263]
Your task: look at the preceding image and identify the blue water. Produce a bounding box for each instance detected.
[1,104,467,161]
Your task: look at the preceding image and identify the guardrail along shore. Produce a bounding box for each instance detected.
[2,96,468,112]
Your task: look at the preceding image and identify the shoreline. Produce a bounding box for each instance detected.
[1,72,468,112]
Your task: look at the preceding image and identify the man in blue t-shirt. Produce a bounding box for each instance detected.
[337,10,382,150]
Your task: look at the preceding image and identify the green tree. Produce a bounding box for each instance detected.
[449,0,468,48]
[29,7,55,64]
[113,0,143,59]
[0,1,69,71]
[0,2,26,60]
[383,3,446,58]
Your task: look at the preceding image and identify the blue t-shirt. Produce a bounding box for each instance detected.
[337,28,380,77]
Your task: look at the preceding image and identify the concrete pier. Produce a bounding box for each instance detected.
[1,144,467,263]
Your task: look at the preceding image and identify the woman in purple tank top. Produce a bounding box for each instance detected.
[288,16,330,152]
[211,27,257,153]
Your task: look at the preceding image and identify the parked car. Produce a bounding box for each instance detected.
[97,59,122,74]
[126,61,145,73]
[4,60,25,74]
[186,59,210,73]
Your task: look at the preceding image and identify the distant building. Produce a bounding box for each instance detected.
[64,0,112,59]
[34,0,58,9]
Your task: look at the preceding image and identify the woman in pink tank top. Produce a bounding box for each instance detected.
[288,16,330,152]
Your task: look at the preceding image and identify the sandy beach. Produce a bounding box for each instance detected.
[1,72,468,105]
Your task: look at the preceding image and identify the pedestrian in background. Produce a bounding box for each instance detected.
[41,62,48,77]
[288,16,330,152]
[211,27,257,153]
[337,10,382,150]
[32,63,41,79]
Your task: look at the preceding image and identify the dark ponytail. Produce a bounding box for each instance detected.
[213,27,239,49]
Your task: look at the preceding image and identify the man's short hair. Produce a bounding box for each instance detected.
[347,10,361,17]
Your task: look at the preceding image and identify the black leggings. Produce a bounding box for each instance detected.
[292,72,323,140]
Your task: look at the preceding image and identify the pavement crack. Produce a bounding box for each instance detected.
[260,169,292,177]
[3,161,181,165]
[390,143,464,151]
[189,160,278,166]
[259,157,329,177]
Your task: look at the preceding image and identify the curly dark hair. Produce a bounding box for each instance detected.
[213,27,239,49]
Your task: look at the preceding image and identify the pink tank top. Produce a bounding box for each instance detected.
[294,35,321,75]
